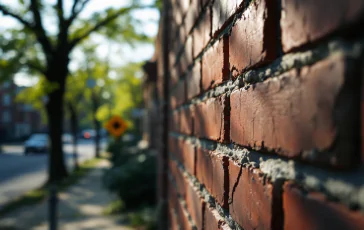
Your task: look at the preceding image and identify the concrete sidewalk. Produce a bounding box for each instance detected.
[0,159,131,230]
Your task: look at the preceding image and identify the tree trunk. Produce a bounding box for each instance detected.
[68,102,79,170]
[91,91,100,158]
[45,55,69,183]
[46,84,68,182]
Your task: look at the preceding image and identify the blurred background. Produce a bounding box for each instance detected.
[0,0,161,229]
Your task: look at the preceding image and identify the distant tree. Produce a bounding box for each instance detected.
[0,0,152,182]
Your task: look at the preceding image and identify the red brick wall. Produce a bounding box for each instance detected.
[150,0,364,229]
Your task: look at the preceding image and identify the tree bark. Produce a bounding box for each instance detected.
[45,54,69,182]
[46,83,68,182]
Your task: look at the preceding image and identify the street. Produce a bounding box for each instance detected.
[0,139,107,210]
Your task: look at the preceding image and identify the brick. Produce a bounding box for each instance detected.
[182,139,196,176]
[185,0,200,34]
[187,61,201,100]
[196,147,229,208]
[176,37,193,77]
[205,205,230,230]
[281,0,364,52]
[171,137,195,176]
[212,0,241,35]
[168,186,180,230]
[283,182,364,230]
[169,183,193,230]
[179,106,194,135]
[170,79,185,108]
[229,160,282,230]
[169,160,186,198]
[230,55,360,168]
[178,202,194,230]
[168,208,179,230]
[171,0,190,20]
[169,66,178,87]
[229,0,278,77]
[193,8,211,58]
[186,181,205,230]
[170,111,179,132]
[202,38,229,90]
[194,94,229,142]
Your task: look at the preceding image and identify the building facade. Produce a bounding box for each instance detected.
[0,80,44,141]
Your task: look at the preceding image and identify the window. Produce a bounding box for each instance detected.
[2,111,11,123]
[3,94,11,106]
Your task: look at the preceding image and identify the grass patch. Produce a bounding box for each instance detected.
[102,199,125,216]
[0,157,104,217]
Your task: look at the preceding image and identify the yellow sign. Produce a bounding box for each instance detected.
[105,115,128,137]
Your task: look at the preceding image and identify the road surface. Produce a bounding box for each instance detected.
[0,138,107,210]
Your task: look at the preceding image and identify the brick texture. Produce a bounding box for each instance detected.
[229,0,277,77]
[202,38,229,90]
[186,181,205,229]
[229,160,281,230]
[194,94,230,142]
[212,0,242,35]
[146,0,364,229]
[283,182,364,230]
[195,147,229,208]
[205,205,230,230]
[170,79,185,109]
[187,61,201,100]
[281,0,364,52]
[230,55,359,168]
[193,8,211,58]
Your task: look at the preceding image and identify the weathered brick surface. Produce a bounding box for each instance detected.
[168,208,179,230]
[205,205,230,230]
[281,0,364,52]
[169,160,186,198]
[186,181,205,230]
[202,38,229,90]
[212,0,242,35]
[195,147,229,208]
[229,0,277,77]
[185,0,199,34]
[170,137,195,176]
[230,55,359,168]
[179,106,194,135]
[193,8,211,58]
[150,0,364,228]
[170,79,185,108]
[229,160,280,230]
[187,61,202,100]
[283,182,364,230]
[176,36,193,77]
[194,94,229,142]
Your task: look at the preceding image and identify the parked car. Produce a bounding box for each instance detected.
[62,133,74,144]
[24,133,49,155]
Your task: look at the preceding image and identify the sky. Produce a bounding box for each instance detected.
[0,0,160,86]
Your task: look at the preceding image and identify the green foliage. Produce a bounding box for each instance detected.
[103,142,156,210]
[103,200,125,215]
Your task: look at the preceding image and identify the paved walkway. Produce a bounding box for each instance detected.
[0,160,131,230]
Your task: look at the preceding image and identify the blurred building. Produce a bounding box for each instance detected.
[0,80,45,141]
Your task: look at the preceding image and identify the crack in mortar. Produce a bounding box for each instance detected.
[169,132,364,211]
